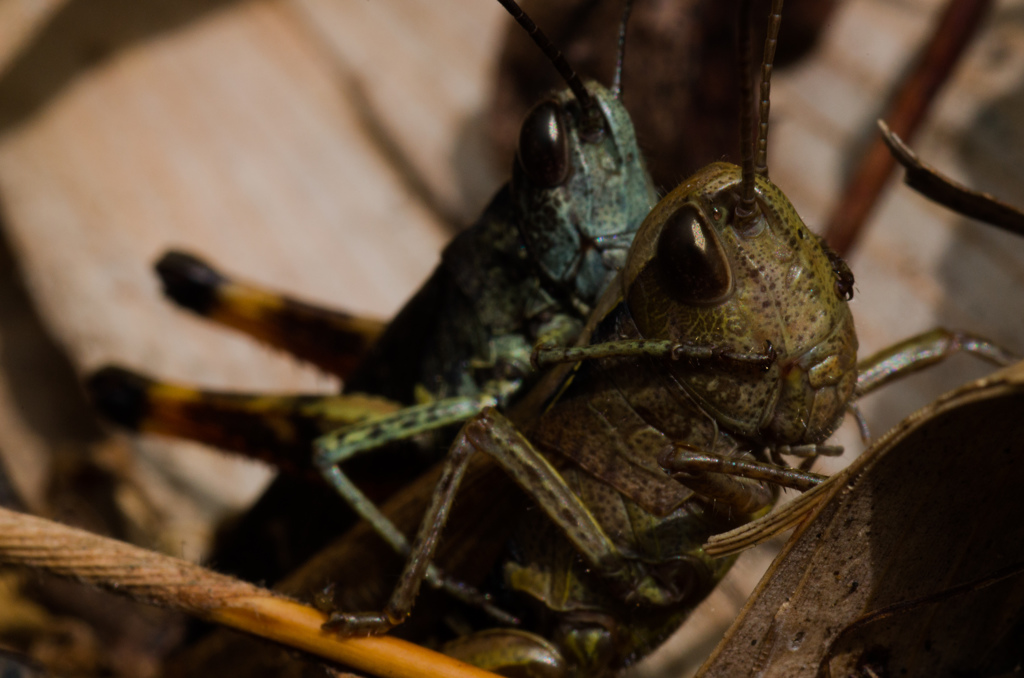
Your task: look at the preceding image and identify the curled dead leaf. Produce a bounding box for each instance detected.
[697,361,1024,677]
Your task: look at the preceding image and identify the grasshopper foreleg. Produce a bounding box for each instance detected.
[856,328,1018,399]
[660,446,827,504]
[314,394,518,624]
[532,338,775,371]
[323,408,713,635]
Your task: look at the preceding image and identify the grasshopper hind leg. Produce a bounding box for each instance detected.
[156,251,386,379]
[86,365,413,478]
[86,366,439,582]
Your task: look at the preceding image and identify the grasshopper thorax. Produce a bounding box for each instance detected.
[513,81,658,310]
[624,162,858,446]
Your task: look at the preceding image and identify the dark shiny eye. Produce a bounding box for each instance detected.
[656,205,733,304]
[517,100,570,188]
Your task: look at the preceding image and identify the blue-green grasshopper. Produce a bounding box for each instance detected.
[87,0,657,584]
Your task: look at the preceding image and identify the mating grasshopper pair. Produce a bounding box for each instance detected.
[88,0,1018,676]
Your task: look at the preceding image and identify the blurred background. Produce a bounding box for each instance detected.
[0,0,1023,675]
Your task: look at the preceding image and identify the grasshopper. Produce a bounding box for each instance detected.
[87,0,656,582]
[85,1,1019,675]
[303,2,1021,676]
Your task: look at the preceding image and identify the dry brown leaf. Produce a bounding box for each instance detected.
[696,361,1024,677]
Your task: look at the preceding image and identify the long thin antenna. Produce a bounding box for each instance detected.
[736,0,758,224]
[611,0,634,99]
[496,0,600,130]
[755,0,784,176]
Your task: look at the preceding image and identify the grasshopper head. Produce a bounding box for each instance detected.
[624,162,858,446]
[512,81,658,310]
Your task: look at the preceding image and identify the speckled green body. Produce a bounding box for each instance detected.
[208,81,659,586]
[490,162,858,674]
[511,86,657,306]
[622,164,858,446]
[285,81,657,595]
[346,83,658,405]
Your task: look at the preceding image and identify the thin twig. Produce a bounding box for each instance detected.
[823,0,994,256]
[0,506,499,678]
[878,120,1024,235]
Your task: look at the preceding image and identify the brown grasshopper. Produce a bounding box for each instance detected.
[304,2,1019,676]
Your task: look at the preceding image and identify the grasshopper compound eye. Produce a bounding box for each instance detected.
[517,100,571,188]
[657,205,733,305]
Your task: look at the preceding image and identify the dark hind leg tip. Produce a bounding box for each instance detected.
[155,251,224,315]
[86,366,153,431]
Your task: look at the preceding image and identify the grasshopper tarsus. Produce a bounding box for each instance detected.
[87,366,151,432]
[155,250,223,315]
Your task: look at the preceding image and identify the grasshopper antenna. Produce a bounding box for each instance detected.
[737,0,784,226]
[611,0,635,99]
[755,0,783,176]
[737,0,758,224]
[496,0,603,135]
